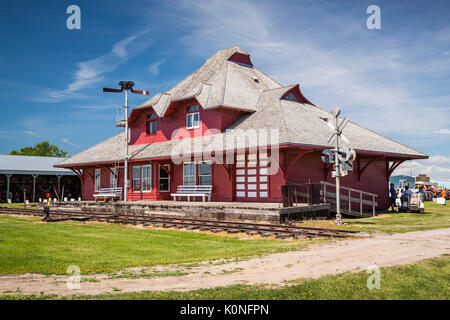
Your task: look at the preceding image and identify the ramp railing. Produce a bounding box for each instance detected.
[281,181,378,217]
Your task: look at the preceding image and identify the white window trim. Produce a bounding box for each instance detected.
[186,112,200,129]
[94,168,101,192]
[141,165,152,193]
[159,164,170,192]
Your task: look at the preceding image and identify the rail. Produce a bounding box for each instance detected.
[0,206,361,239]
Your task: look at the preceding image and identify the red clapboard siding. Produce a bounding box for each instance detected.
[130,105,244,146]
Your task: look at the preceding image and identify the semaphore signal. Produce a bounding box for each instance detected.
[103,81,150,202]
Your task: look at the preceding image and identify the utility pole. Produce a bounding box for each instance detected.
[124,89,129,202]
[103,81,149,202]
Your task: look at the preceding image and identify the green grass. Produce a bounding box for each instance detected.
[0,215,311,275]
[345,202,450,233]
[2,255,448,300]
[0,203,40,209]
[301,202,450,233]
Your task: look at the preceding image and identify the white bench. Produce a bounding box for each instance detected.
[93,187,123,202]
[171,185,213,202]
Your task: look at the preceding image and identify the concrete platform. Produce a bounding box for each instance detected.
[52,201,331,222]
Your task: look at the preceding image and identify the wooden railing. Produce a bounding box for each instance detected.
[281,181,378,217]
[320,181,378,217]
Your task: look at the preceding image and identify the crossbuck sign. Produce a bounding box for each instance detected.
[320,107,357,224]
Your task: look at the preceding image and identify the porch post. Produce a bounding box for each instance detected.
[32,174,38,202]
[6,174,12,202]
[57,175,62,198]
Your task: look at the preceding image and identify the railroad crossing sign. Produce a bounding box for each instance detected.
[319,107,357,225]
[321,147,356,176]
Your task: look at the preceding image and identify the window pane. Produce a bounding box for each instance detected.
[193,113,199,126]
[199,162,211,175]
[159,179,169,191]
[183,163,196,185]
[159,166,169,178]
[95,169,101,191]
[199,162,211,185]
[110,168,117,188]
[188,105,199,112]
[142,165,151,191]
[159,165,170,191]
[186,114,192,128]
[199,175,212,185]
[148,121,157,134]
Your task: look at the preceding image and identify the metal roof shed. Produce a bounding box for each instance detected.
[0,155,75,202]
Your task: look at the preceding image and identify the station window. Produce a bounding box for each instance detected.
[132,166,141,192]
[142,165,152,192]
[183,163,196,185]
[186,105,200,129]
[147,113,158,134]
[199,162,212,185]
[94,168,101,191]
[110,168,117,188]
[159,165,170,192]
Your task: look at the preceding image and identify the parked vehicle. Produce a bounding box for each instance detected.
[399,194,425,213]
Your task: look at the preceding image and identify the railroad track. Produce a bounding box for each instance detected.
[0,206,361,239]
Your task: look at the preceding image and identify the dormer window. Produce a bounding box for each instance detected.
[186,105,200,129]
[147,112,158,134]
[283,93,299,102]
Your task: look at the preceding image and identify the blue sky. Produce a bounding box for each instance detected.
[1,0,449,180]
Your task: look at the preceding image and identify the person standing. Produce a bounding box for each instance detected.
[389,183,397,212]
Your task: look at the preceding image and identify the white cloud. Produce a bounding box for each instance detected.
[38,32,153,103]
[171,0,450,144]
[434,129,450,135]
[148,58,167,76]
[394,155,450,181]
[25,130,37,137]
[61,138,77,146]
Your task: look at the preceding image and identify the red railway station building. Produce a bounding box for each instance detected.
[55,47,427,209]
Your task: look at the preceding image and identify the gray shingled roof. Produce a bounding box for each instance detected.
[134,46,281,116]
[56,47,427,167]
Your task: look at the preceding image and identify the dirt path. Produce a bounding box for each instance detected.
[1,228,449,297]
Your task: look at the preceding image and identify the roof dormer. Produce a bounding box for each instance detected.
[281,84,315,105]
[227,52,253,67]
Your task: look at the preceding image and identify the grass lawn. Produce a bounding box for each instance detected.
[0,215,312,275]
[302,201,450,233]
[2,255,448,300]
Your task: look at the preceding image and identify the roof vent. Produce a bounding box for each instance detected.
[253,77,259,83]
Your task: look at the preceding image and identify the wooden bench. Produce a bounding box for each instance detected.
[171,185,213,202]
[93,187,123,202]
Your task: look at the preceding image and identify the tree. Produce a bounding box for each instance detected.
[9,141,68,157]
